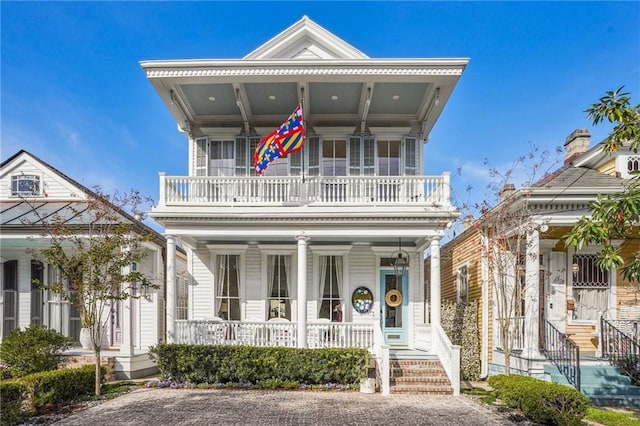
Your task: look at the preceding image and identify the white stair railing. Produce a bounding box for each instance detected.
[433,323,461,396]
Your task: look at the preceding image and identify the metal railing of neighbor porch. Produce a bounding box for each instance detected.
[600,317,640,381]
[543,321,581,391]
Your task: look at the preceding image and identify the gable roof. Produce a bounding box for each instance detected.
[0,150,167,246]
[244,16,369,60]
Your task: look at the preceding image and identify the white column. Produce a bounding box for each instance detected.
[430,239,441,329]
[523,229,541,357]
[120,274,134,356]
[166,235,176,343]
[296,234,309,348]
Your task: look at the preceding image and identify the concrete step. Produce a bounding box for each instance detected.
[589,395,640,408]
[581,384,640,397]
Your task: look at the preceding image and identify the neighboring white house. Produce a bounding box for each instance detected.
[142,16,468,393]
[0,150,186,379]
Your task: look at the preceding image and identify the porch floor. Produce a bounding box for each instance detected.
[390,348,435,360]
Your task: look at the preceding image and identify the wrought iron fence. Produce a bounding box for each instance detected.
[601,317,640,384]
[543,321,581,391]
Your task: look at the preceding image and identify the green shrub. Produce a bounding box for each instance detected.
[488,374,590,425]
[20,365,104,411]
[0,325,71,378]
[0,380,28,425]
[150,344,369,385]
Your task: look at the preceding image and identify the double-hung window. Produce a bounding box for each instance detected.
[11,175,40,196]
[572,254,609,321]
[267,255,291,320]
[216,255,240,320]
[319,256,343,321]
[457,264,468,304]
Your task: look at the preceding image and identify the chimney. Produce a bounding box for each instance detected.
[462,215,474,230]
[499,183,515,201]
[564,129,590,163]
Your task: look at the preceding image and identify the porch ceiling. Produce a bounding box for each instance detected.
[141,59,467,141]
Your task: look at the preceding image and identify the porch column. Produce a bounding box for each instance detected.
[430,239,441,329]
[166,235,176,343]
[120,272,134,356]
[523,229,541,357]
[296,234,309,348]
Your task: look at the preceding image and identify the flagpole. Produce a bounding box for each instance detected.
[300,89,306,183]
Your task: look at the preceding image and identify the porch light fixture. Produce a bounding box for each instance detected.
[572,263,580,279]
[391,238,410,277]
[140,279,152,301]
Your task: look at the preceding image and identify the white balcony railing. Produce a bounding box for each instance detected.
[174,320,374,350]
[158,174,451,207]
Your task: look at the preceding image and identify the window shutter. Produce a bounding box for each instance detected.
[194,137,208,176]
[403,136,417,176]
[349,136,362,176]
[249,137,260,176]
[363,137,375,176]
[308,136,320,176]
[235,137,248,176]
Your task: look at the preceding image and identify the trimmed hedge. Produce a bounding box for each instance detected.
[150,344,370,385]
[21,364,104,410]
[0,381,28,425]
[0,365,103,425]
[488,374,590,426]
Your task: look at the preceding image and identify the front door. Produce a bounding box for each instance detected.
[380,270,408,345]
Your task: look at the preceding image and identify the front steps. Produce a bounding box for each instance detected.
[545,363,640,407]
[389,352,452,395]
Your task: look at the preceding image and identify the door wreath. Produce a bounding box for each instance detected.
[385,289,402,307]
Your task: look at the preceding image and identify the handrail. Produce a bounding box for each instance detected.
[372,320,390,396]
[543,321,581,391]
[600,316,640,383]
[432,323,461,396]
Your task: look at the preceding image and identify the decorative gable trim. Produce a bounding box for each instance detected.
[243,16,369,60]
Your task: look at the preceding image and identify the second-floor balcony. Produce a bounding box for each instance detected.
[157,173,451,208]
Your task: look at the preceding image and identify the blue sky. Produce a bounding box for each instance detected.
[2,1,639,230]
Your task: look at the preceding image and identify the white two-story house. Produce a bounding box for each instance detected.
[142,16,468,393]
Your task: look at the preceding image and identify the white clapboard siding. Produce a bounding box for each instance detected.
[348,246,376,323]
[191,249,213,319]
[244,244,264,321]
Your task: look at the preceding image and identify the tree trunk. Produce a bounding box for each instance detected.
[94,347,102,396]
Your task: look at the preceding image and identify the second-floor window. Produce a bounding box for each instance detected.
[11,175,40,196]
[457,264,468,304]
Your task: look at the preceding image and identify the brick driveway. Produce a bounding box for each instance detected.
[55,388,513,425]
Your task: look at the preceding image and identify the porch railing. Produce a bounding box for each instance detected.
[174,320,374,349]
[372,319,390,396]
[158,174,451,207]
[600,317,640,383]
[432,323,460,396]
[543,321,581,391]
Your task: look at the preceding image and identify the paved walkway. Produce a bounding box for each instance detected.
[55,388,514,425]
